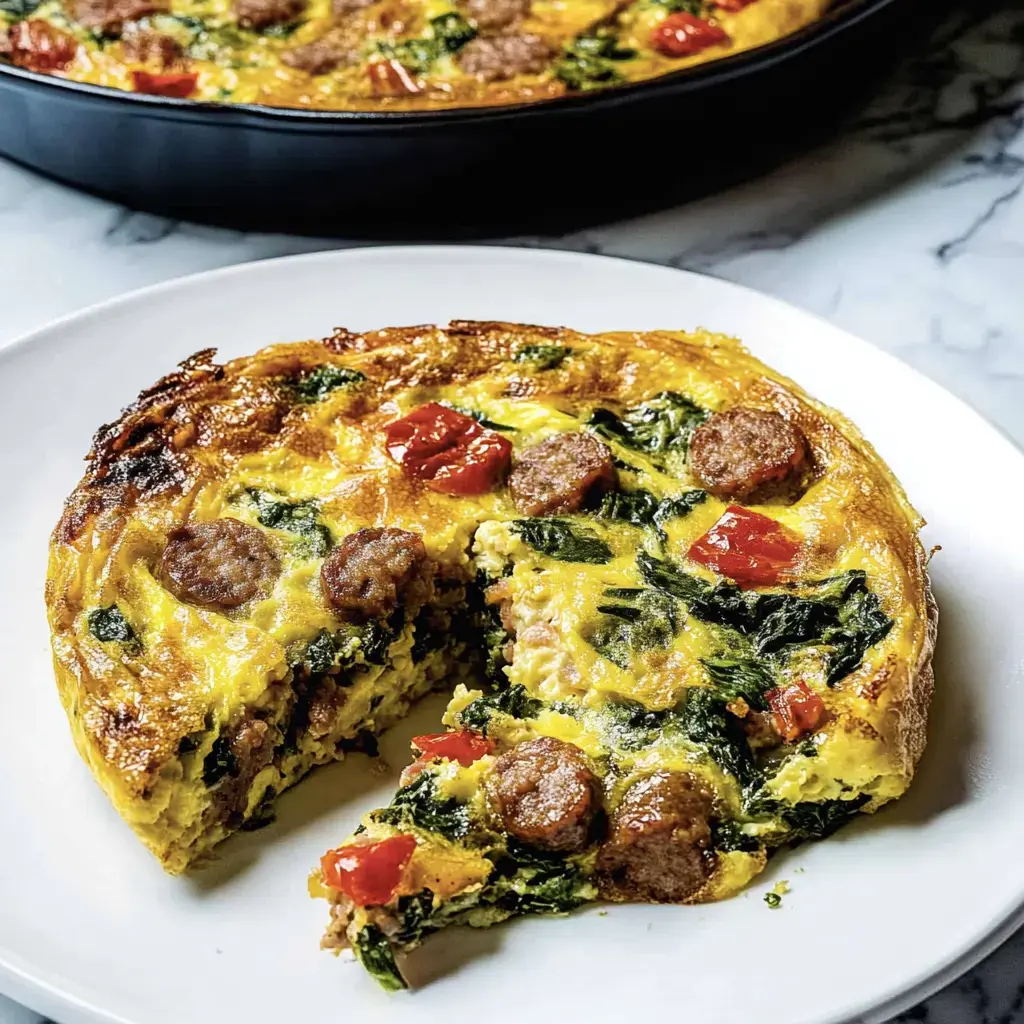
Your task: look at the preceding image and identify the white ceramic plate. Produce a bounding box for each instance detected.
[1,246,1021,1024]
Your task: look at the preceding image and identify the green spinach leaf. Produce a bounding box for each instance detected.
[247,489,332,557]
[87,605,140,652]
[701,657,775,710]
[588,391,708,467]
[288,364,365,403]
[0,0,41,17]
[202,735,238,787]
[458,684,543,736]
[597,487,707,539]
[553,28,635,91]
[374,772,471,840]
[511,518,613,564]
[439,401,515,431]
[354,925,406,992]
[587,587,680,669]
[430,11,475,50]
[678,687,758,786]
[513,344,573,370]
[711,819,761,854]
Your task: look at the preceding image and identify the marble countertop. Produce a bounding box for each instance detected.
[2,2,1024,1021]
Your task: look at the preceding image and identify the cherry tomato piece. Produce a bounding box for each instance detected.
[131,70,198,97]
[650,12,728,57]
[688,505,800,586]
[367,57,421,95]
[766,681,827,743]
[412,731,495,767]
[321,833,417,907]
[384,403,512,496]
[7,20,78,71]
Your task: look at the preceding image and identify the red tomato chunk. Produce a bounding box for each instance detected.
[131,70,198,97]
[412,731,495,767]
[321,834,417,907]
[650,12,728,58]
[688,505,799,585]
[384,403,512,496]
[766,682,827,742]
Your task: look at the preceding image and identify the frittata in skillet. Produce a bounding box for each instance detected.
[1,0,830,111]
[46,320,934,988]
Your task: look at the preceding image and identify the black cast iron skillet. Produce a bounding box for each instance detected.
[0,0,940,236]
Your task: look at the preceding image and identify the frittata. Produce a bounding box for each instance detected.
[46,321,934,989]
[1,0,831,111]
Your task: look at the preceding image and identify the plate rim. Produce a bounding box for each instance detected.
[1,243,1021,1024]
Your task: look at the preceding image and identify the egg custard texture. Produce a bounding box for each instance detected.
[2,0,830,111]
[46,321,934,983]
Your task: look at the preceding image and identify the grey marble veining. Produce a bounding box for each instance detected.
[2,4,1024,1022]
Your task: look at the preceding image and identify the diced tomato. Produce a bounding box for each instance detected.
[367,57,421,95]
[131,70,198,98]
[384,403,512,496]
[688,505,800,585]
[766,681,827,743]
[7,20,78,72]
[412,731,495,767]
[650,12,728,58]
[713,0,758,10]
[320,834,417,907]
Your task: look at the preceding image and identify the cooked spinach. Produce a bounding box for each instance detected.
[486,839,592,915]
[600,698,674,751]
[430,11,476,50]
[202,735,238,787]
[701,658,775,710]
[764,891,782,909]
[637,554,893,685]
[711,819,761,854]
[511,518,613,564]
[240,787,277,831]
[355,925,406,992]
[288,364,365,403]
[778,794,870,840]
[513,344,573,371]
[247,489,332,557]
[458,684,543,736]
[374,772,470,841]
[678,686,758,786]
[589,391,707,468]
[0,0,41,17]
[394,889,438,945]
[438,401,515,431]
[655,0,703,11]
[411,608,446,663]
[587,587,680,669]
[87,605,140,651]
[304,629,338,675]
[380,12,475,71]
[554,30,635,91]
[597,487,707,539]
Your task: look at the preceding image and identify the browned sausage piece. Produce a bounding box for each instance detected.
[457,0,530,32]
[234,0,304,29]
[121,29,182,67]
[688,407,809,503]
[597,771,714,902]
[508,432,616,516]
[456,33,551,81]
[66,0,168,35]
[320,527,434,621]
[281,32,357,74]
[486,736,599,852]
[333,0,375,13]
[160,519,280,610]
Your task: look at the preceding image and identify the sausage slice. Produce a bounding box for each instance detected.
[320,527,434,621]
[234,0,304,29]
[688,407,809,503]
[456,33,551,81]
[486,736,599,852]
[457,0,530,32]
[160,518,280,610]
[597,771,714,902]
[66,0,168,35]
[508,432,616,516]
[120,29,182,67]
